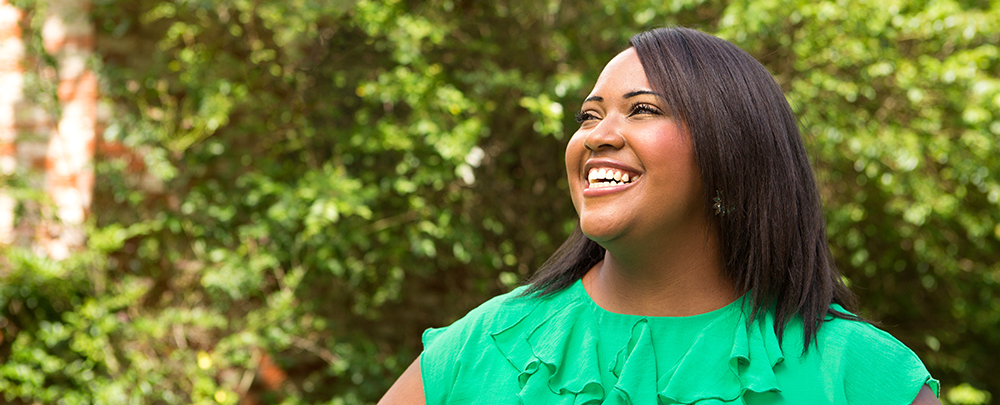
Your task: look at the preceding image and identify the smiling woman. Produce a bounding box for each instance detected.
[380,27,941,405]
[565,48,716,309]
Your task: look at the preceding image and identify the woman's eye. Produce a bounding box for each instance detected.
[629,103,662,117]
[574,111,599,123]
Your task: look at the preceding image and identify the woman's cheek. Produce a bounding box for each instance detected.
[564,133,585,213]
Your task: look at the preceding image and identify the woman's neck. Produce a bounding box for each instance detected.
[581,228,737,317]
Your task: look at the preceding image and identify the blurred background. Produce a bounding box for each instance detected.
[0,0,997,403]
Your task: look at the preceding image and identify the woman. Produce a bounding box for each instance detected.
[381,27,940,405]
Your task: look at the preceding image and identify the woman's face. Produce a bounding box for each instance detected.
[566,48,707,246]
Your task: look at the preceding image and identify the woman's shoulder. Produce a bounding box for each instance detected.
[814,305,928,360]
[419,283,573,404]
[421,283,562,352]
[771,305,939,404]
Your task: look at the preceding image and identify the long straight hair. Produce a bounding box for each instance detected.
[525,27,858,349]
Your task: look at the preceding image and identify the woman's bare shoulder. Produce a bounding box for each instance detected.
[378,356,426,405]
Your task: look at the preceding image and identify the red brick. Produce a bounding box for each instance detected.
[43,31,93,54]
[57,71,97,102]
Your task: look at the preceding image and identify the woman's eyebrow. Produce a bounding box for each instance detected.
[624,90,665,99]
[584,90,662,103]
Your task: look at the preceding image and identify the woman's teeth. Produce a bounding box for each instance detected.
[587,168,634,188]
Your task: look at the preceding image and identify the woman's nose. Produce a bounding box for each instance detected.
[584,118,626,151]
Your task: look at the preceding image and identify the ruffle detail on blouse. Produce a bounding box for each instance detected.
[488,290,784,405]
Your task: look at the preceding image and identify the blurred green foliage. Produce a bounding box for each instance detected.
[0,0,997,403]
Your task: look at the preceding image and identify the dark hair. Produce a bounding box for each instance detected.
[525,27,858,349]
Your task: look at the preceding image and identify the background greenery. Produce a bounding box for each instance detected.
[1,0,997,403]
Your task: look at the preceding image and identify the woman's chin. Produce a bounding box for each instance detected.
[579,221,624,245]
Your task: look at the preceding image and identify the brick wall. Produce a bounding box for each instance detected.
[0,0,96,259]
[0,0,24,246]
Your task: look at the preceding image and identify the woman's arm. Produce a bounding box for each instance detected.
[911,385,942,405]
[378,356,426,405]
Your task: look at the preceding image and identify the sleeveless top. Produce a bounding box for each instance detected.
[421,280,938,404]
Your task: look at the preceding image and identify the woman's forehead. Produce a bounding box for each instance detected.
[587,48,652,100]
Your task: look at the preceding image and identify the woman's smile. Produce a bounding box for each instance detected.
[582,159,641,196]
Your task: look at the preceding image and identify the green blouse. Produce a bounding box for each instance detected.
[421,280,938,404]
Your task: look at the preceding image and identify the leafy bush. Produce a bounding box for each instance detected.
[0,0,996,403]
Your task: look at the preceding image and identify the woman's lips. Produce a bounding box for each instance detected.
[581,163,641,197]
[582,159,641,197]
[583,179,637,197]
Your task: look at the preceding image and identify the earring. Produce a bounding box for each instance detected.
[713,190,730,216]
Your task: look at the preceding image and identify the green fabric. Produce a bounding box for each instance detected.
[421,280,938,405]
